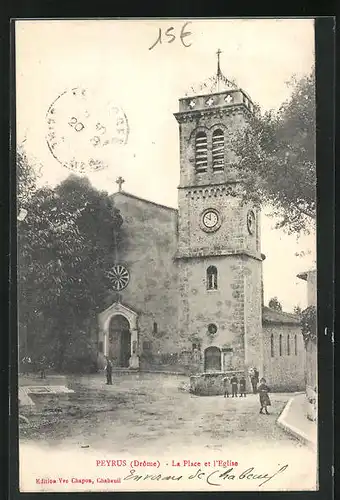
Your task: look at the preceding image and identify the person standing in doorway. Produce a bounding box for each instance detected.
[258,378,271,414]
[230,374,238,397]
[250,367,259,394]
[105,356,113,385]
[239,375,247,397]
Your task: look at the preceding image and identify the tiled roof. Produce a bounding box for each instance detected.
[262,306,300,325]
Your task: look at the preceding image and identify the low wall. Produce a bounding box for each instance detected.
[190,371,245,396]
[306,385,317,422]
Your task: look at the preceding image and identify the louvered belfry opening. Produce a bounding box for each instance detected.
[212,128,225,171]
[195,132,208,172]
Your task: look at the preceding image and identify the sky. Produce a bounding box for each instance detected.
[15,18,316,311]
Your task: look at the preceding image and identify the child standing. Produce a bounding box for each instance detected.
[222,376,230,398]
[258,378,271,414]
[230,374,238,397]
[239,376,247,397]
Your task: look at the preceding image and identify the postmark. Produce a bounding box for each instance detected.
[45,87,129,174]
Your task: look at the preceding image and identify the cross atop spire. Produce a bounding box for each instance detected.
[183,49,237,97]
[216,48,223,92]
[216,49,222,74]
[116,176,125,192]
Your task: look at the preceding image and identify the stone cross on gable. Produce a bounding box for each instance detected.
[116,176,125,192]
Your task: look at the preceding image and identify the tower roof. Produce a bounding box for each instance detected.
[177,49,254,116]
[184,49,238,98]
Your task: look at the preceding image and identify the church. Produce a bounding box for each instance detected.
[97,60,305,392]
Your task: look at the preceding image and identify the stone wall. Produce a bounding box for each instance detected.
[262,324,305,391]
[177,254,262,375]
[190,370,245,396]
[106,193,180,357]
[177,108,248,189]
[305,339,317,421]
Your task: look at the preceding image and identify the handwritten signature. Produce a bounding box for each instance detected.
[124,465,288,487]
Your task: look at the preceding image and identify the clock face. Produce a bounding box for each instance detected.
[247,210,256,234]
[201,209,220,232]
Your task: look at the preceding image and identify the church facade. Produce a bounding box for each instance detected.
[97,78,305,392]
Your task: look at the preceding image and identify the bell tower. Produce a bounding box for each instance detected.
[174,51,264,375]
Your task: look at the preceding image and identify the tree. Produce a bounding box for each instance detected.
[268,297,283,312]
[293,305,302,316]
[231,69,315,235]
[18,173,123,372]
[301,305,317,345]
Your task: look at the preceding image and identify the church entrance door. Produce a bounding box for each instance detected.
[204,346,221,372]
[108,315,131,367]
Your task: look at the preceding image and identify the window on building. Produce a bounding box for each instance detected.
[207,324,218,335]
[294,335,298,355]
[195,132,208,172]
[153,322,158,335]
[279,334,282,356]
[143,341,151,351]
[270,334,274,357]
[212,129,225,171]
[207,266,218,290]
[98,341,103,353]
[287,334,290,356]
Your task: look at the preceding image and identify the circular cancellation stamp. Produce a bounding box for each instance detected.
[45,87,129,174]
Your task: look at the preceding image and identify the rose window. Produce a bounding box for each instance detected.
[107,264,130,291]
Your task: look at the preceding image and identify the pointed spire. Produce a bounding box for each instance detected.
[216,48,222,92]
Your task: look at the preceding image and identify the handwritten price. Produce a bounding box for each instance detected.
[149,22,192,51]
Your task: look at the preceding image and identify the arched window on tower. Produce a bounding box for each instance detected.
[287,334,290,355]
[195,132,208,172]
[270,334,274,357]
[212,129,225,171]
[207,266,218,290]
[279,334,282,356]
[294,334,298,355]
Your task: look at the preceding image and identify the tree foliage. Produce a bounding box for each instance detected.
[293,305,302,317]
[231,69,316,235]
[301,305,317,345]
[18,162,123,372]
[268,297,283,312]
[16,147,38,212]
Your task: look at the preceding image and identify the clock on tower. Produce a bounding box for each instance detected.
[174,50,263,376]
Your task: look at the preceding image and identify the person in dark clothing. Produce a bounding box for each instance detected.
[230,375,238,397]
[250,368,259,394]
[105,357,113,385]
[39,356,47,379]
[22,356,31,376]
[239,376,247,397]
[258,378,271,414]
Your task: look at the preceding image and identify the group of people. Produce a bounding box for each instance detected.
[103,357,271,414]
[222,368,271,414]
[21,355,47,379]
[222,374,247,398]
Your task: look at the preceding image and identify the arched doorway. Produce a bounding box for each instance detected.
[204,346,221,372]
[109,315,131,367]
